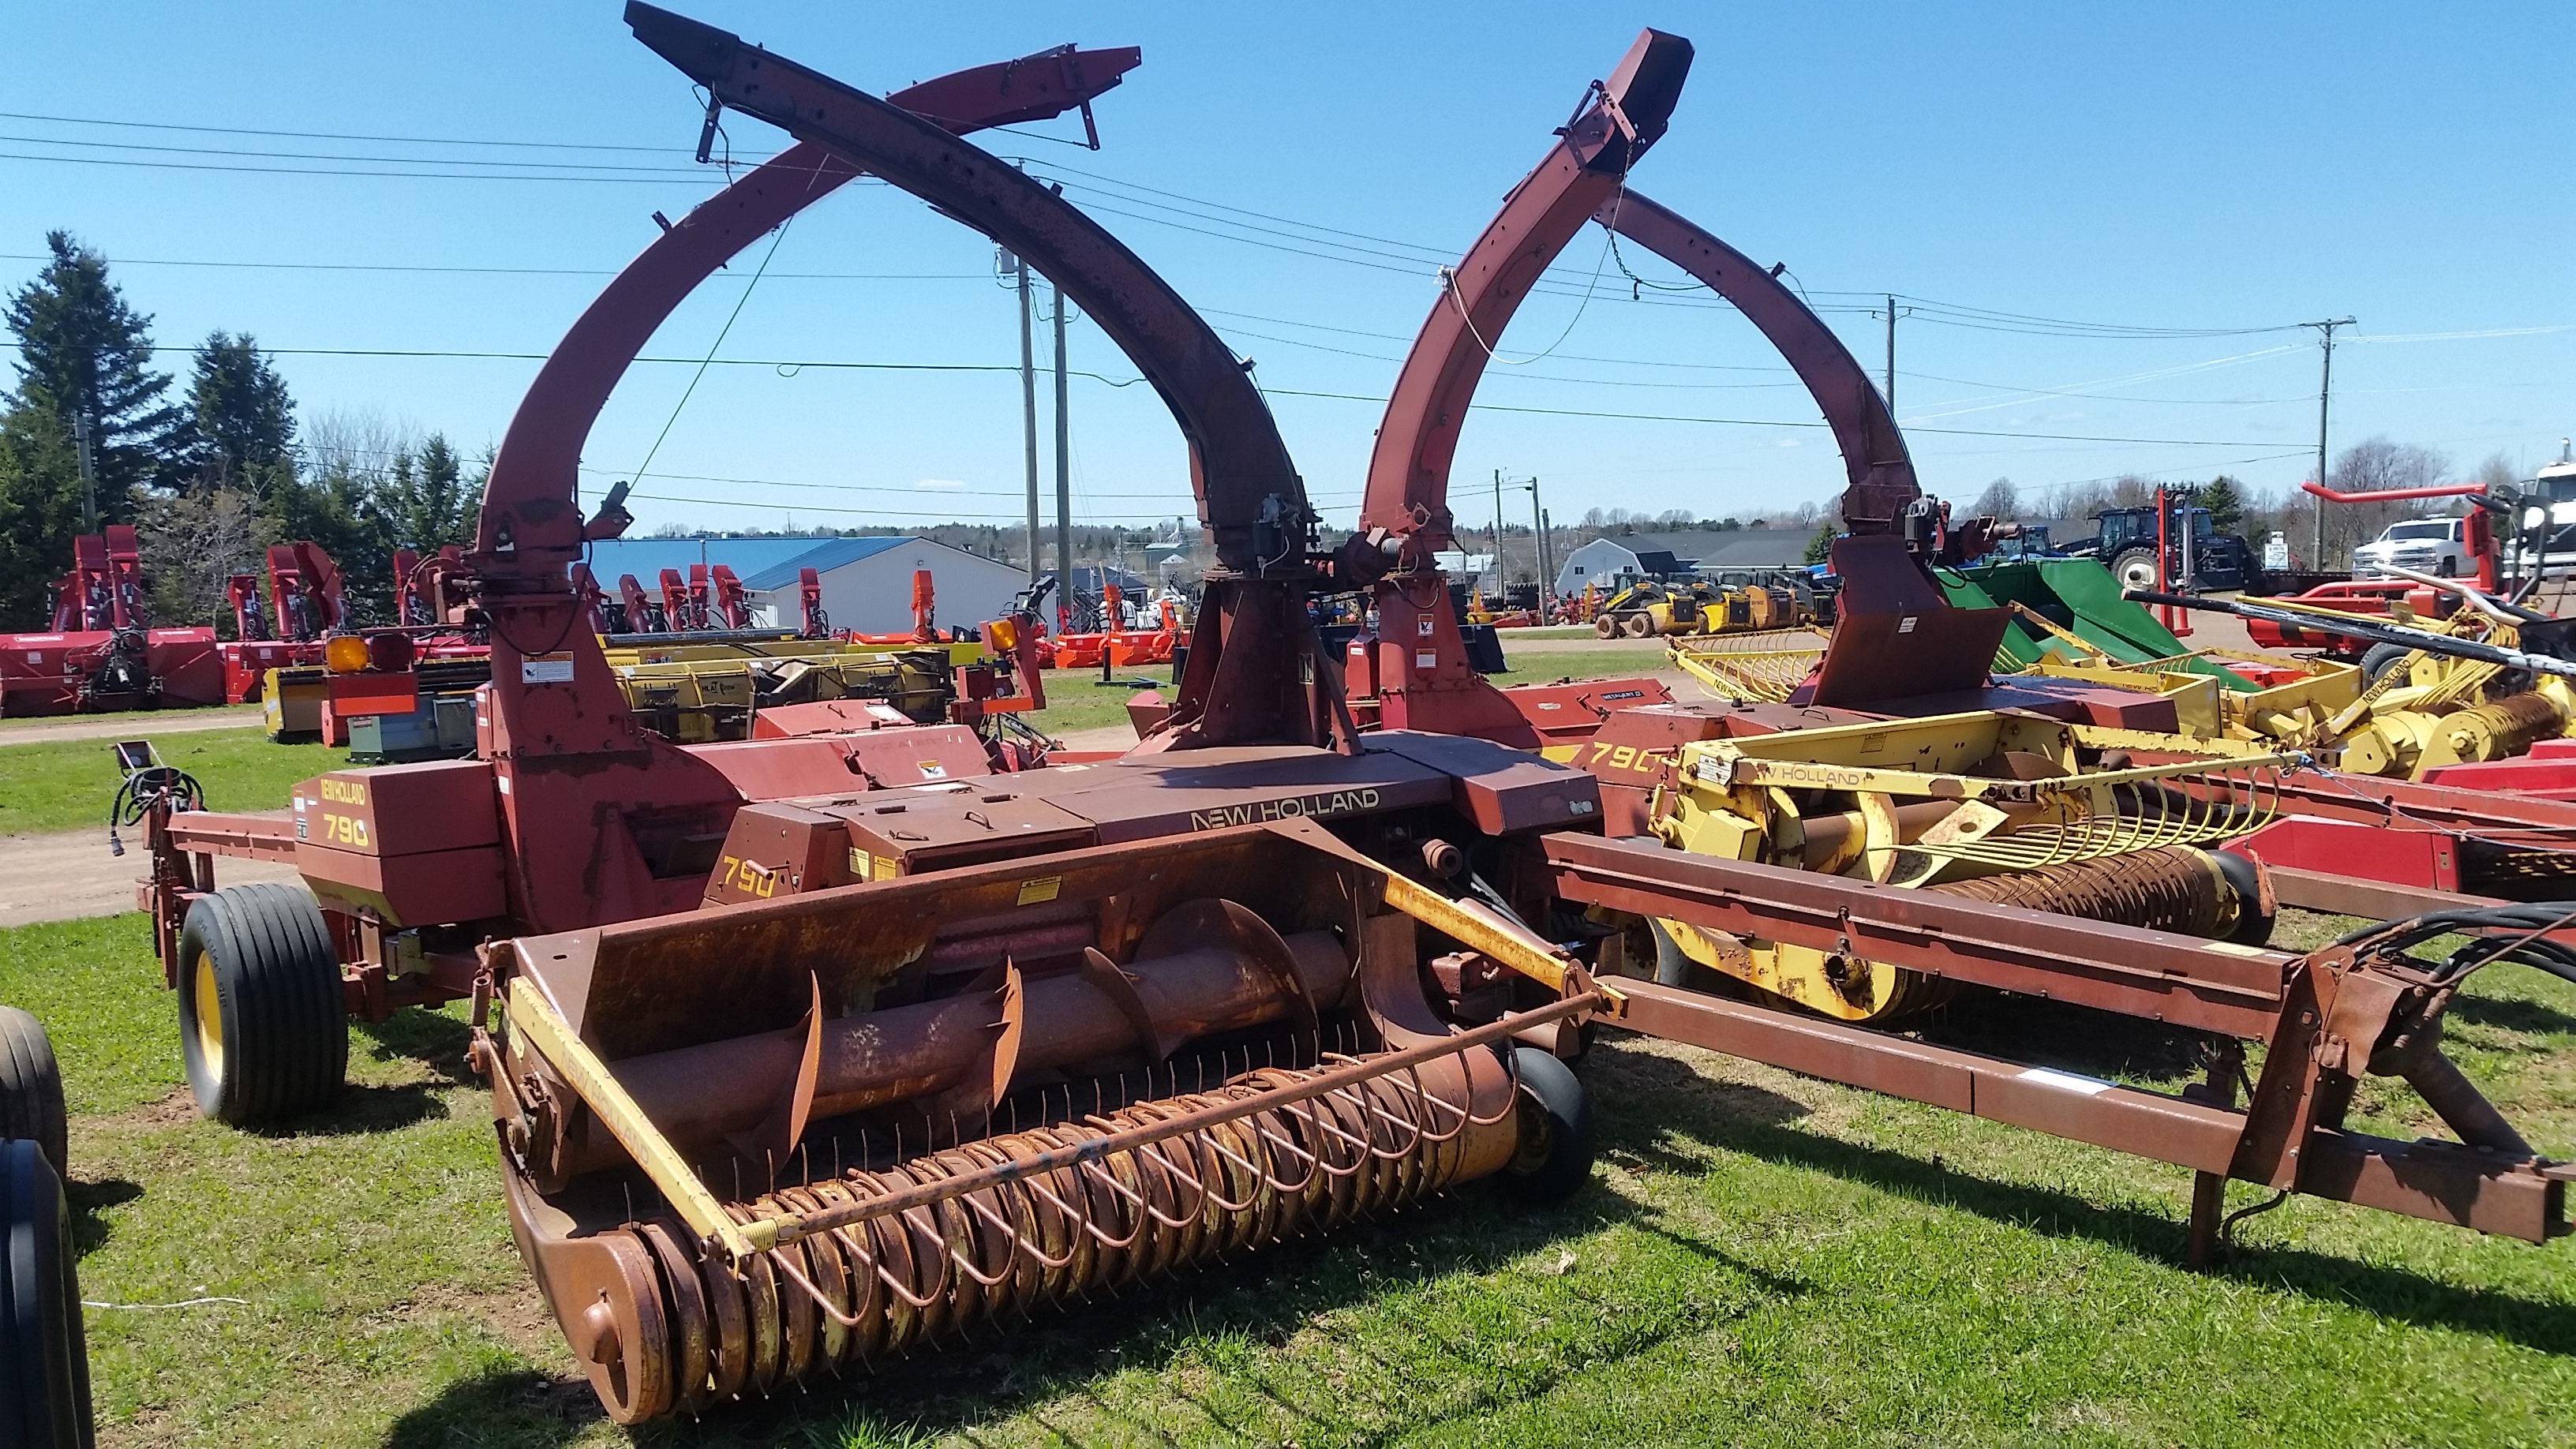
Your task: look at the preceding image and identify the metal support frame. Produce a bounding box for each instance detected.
[641,5,1345,752]
[1545,833,2567,1244]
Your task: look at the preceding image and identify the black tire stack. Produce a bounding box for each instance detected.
[0,1006,88,1447]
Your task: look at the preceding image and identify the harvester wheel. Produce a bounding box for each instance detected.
[1619,612,1653,638]
[2110,548,2162,594]
[2,1137,92,1449]
[175,885,346,1125]
[2360,643,2412,687]
[2209,851,2277,948]
[0,1010,67,1184]
[1593,615,1618,639]
[1500,1046,1594,1204]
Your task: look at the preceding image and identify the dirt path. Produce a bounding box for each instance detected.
[0,704,265,747]
[0,817,304,928]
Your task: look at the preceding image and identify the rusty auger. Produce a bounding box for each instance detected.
[477,825,1602,1423]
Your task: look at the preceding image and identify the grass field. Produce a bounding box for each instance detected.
[0,729,341,837]
[8,904,2570,1447]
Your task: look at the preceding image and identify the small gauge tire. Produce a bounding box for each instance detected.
[2359,642,2413,687]
[175,884,346,1126]
[1593,615,1618,638]
[2,1137,92,1449]
[1500,1046,1596,1204]
[0,1011,66,1185]
[2210,850,2277,948]
[2110,548,2162,594]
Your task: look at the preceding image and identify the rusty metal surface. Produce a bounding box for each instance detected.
[515,826,1368,1060]
[1362,729,1605,835]
[635,9,1291,574]
[1610,979,2245,1171]
[685,728,993,799]
[159,811,298,863]
[1000,743,1457,842]
[295,841,508,929]
[1357,30,1691,559]
[1807,541,2009,706]
[2260,864,2514,919]
[1928,847,2241,939]
[1547,833,2290,1037]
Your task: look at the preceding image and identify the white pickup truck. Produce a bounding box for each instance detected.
[2352,516,2471,578]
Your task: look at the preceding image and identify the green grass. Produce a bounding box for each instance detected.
[0,728,342,837]
[1491,645,1668,685]
[0,706,265,732]
[7,906,2570,1447]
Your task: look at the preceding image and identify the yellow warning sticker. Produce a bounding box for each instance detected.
[874,856,899,882]
[848,848,868,880]
[1016,875,1062,906]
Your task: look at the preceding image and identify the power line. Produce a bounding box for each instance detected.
[0,109,2385,343]
[1256,386,2308,447]
[0,149,712,185]
[0,130,707,176]
[0,253,986,282]
[0,107,681,153]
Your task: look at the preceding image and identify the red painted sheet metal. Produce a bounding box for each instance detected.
[2418,758,2576,797]
[1497,676,1672,748]
[2232,816,2461,893]
[686,729,993,799]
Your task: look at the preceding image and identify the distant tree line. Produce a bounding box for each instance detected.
[0,231,482,631]
[1962,442,2522,570]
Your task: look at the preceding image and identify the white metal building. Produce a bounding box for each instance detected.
[582,535,1028,635]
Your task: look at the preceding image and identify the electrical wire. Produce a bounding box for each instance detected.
[627,215,792,490]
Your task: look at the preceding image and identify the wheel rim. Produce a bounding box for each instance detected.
[189,955,223,1079]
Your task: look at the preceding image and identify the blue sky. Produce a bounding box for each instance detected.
[2,1,2568,538]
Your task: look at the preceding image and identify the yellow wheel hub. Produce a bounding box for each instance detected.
[191,955,224,1078]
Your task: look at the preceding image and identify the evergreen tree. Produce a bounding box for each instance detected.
[0,405,84,625]
[2200,475,2245,537]
[374,433,479,556]
[1803,522,1838,566]
[2,231,186,521]
[185,331,297,499]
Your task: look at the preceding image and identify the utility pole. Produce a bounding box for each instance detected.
[2302,316,2357,567]
[1884,294,1897,414]
[1538,505,1554,615]
[72,410,96,534]
[1014,251,1039,586]
[1052,282,1073,627]
[1492,467,1507,593]
[1522,480,1548,609]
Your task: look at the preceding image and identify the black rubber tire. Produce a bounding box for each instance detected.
[0,1012,66,1185]
[1593,615,1617,639]
[2209,850,2277,948]
[174,884,346,1125]
[2360,642,2413,687]
[2110,548,2162,594]
[1619,612,1654,638]
[1,1137,92,1449]
[1500,1046,1595,1204]
[1649,919,1694,988]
